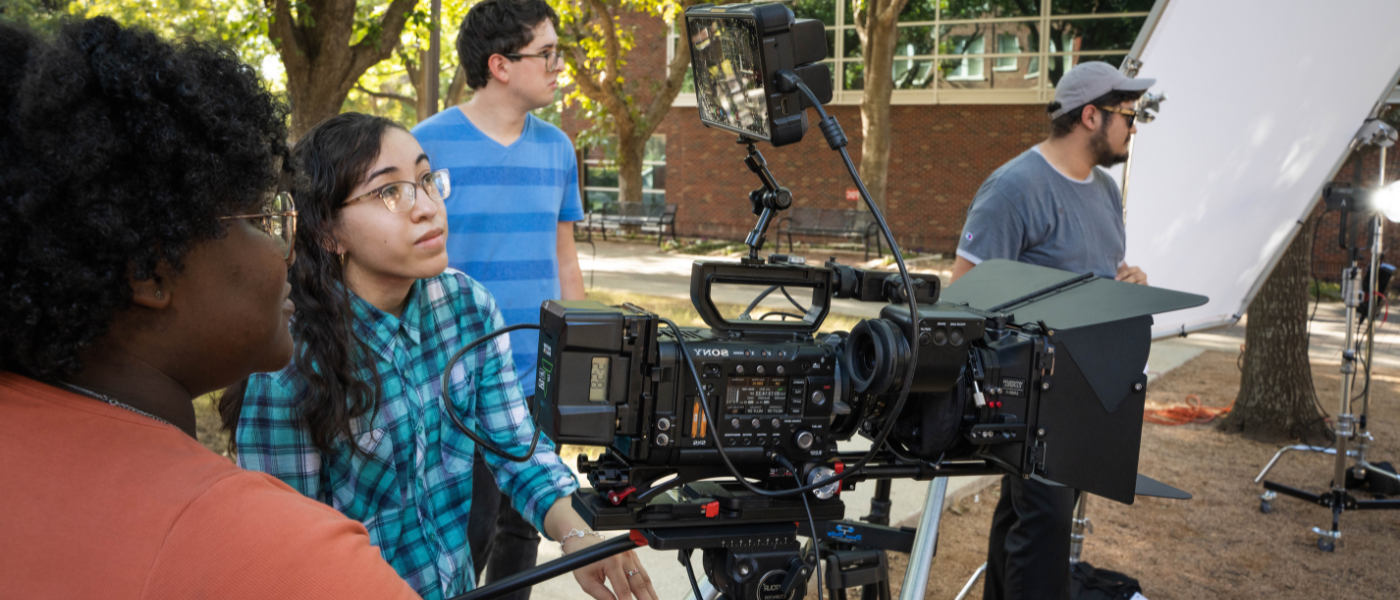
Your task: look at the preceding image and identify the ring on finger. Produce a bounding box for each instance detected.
[627,569,639,578]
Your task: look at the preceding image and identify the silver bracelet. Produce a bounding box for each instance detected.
[559,528,606,550]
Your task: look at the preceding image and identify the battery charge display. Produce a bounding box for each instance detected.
[725,377,787,414]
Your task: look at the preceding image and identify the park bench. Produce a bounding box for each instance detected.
[775,207,884,260]
[585,201,680,247]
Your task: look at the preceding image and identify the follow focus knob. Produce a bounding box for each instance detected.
[794,430,814,450]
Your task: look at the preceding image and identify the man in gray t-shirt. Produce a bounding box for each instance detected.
[956,145,1126,278]
[951,62,1152,600]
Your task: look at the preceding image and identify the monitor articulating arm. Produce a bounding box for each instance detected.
[740,138,793,264]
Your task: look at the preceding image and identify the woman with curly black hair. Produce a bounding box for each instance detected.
[0,17,417,599]
[225,112,656,600]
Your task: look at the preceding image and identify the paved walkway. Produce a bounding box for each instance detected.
[522,240,1397,600]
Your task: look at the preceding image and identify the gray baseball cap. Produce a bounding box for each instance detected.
[1050,62,1155,119]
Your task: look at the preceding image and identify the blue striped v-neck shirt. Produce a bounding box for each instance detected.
[413,109,584,397]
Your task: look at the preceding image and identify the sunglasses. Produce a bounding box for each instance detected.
[219,191,297,260]
[1096,105,1138,128]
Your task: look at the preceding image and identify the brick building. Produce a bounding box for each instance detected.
[561,0,1399,279]
[560,0,1157,254]
[1312,147,1400,284]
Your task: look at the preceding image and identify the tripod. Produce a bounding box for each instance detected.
[1254,143,1400,551]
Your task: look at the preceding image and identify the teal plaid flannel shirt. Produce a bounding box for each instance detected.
[236,270,578,600]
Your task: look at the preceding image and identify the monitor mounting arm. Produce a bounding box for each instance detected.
[740,138,793,264]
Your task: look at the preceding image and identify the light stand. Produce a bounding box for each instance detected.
[1254,119,1400,551]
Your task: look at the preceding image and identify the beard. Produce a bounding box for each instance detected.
[1091,125,1131,168]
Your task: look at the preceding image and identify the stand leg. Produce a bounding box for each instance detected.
[1068,492,1091,565]
[863,479,893,526]
[898,477,948,600]
[952,563,987,600]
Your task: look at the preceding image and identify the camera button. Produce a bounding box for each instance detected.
[735,365,745,375]
[656,433,670,446]
[811,390,826,406]
[794,431,814,450]
[657,418,671,431]
[751,418,760,428]
[771,418,781,428]
[730,418,741,429]
[776,365,786,375]
[950,329,965,346]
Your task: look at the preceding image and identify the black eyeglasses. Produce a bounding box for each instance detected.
[1097,105,1138,128]
[504,49,563,72]
[346,169,452,214]
[219,191,297,260]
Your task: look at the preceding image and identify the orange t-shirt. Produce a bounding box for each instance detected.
[0,373,420,600]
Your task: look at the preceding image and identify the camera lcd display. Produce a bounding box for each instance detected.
[589,356,610,403]
[725,377,787,414]
[689,16,769,139]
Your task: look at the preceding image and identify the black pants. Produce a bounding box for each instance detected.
[467,451,541,600]
[983,475,1076,600]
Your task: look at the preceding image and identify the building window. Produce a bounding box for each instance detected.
[583,135,667,211]
[995,33,1020,71]
[669,0,1152,105]
[944,35,985,81]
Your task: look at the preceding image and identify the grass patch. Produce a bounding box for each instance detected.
[661,237,748,256]
[1309,280,1342,302]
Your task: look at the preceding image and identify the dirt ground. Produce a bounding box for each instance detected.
[879,350,1400,600]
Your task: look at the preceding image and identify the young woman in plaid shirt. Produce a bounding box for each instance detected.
[221,113,655,600]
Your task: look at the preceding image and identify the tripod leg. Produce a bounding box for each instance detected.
[898,477,948,600]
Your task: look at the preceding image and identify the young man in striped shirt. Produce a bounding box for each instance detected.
[412,0,584,596]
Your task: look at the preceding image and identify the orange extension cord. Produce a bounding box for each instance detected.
[1143,394,1234,426]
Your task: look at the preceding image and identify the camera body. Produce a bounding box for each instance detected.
[534,256,1095,511]
[536,299,842,479]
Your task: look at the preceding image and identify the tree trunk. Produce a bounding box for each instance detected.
[444,64,468,109]
[268,0,418,139]
[615,134,646,204]
[561,0,704,206]
[1219,216,1332,444]
[854,0,909,215]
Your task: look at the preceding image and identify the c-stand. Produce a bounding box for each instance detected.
[1254,122,1400,551]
